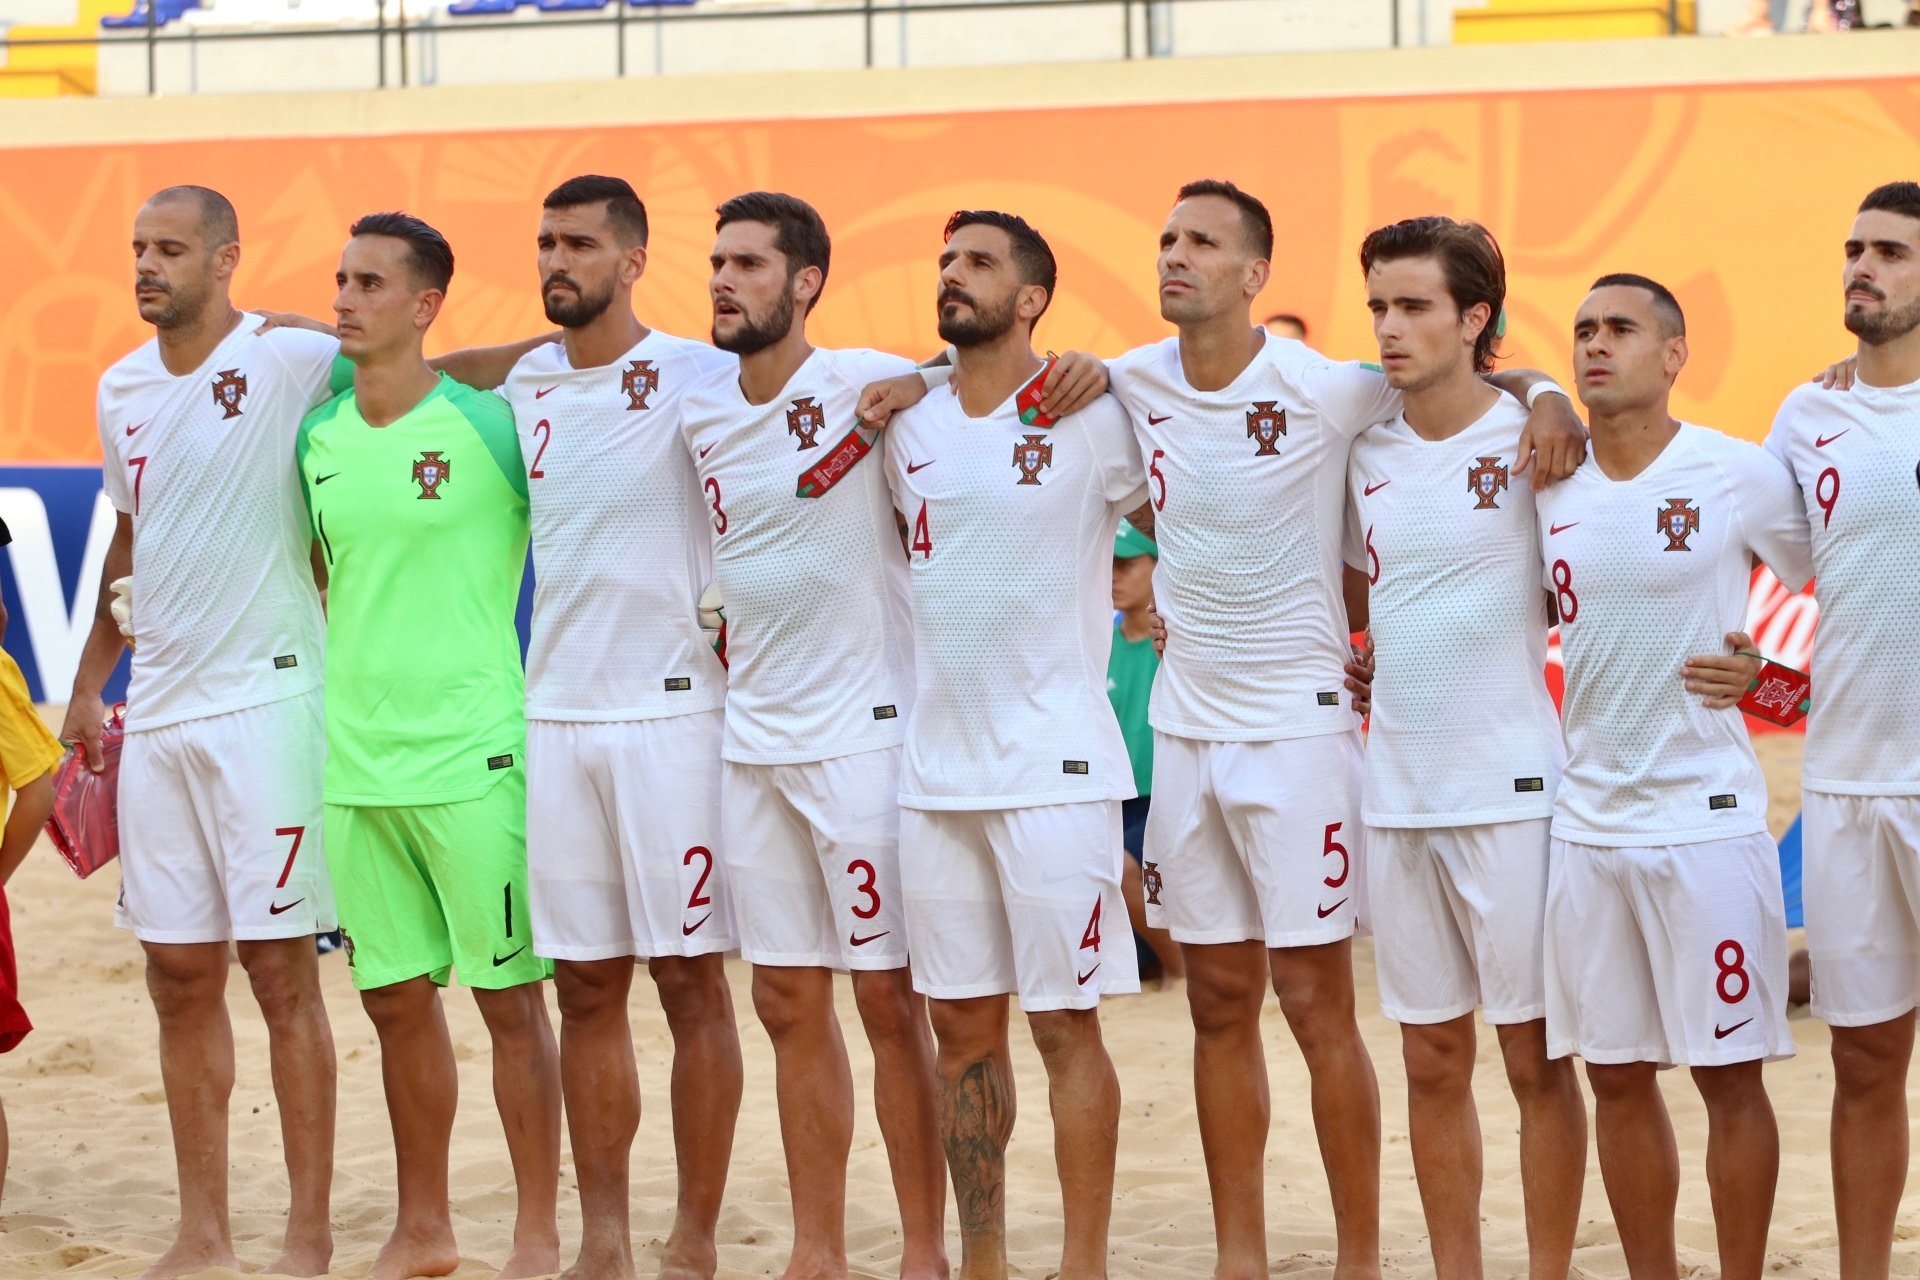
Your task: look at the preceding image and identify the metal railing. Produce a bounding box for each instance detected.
[0,0,1431,95]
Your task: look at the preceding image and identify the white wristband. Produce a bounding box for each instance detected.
[1524,381,1568,409]
[917,362,955,390]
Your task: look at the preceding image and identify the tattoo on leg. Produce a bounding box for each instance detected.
[940,1054,1014,1240]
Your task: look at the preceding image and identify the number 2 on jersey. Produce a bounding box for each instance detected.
[528,419,551,479]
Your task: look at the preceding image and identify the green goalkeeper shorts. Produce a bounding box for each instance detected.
[325,766,550,991]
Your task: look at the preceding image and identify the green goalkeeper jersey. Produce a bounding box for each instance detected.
[296,373,529,806]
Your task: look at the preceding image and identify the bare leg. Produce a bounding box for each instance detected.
[1400,1015,1482,1280]
[1493,1020,1584,1279]
[1118,859,1182,981]
[471,982,563,1279]
[555,959,640,1280]
[752,965,853,1280]
[361,977,462,1280]
[139,941,241,1280]
[1691,1061,1777,1280]
[850,969,949,1280]
[1270,941,1382,1280]
[650,953,743,1280]
[236,938,337,1278]
[929,996,1014,1280]
[1027,1008,1120,1280]
[1830,1016,1914,1280]
[1182,942,1270,1280]
[1586,1061,1679,1280]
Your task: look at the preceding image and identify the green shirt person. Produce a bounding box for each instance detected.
[297,211,560,1280]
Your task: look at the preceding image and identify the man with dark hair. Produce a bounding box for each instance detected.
[1538,273,1811,1280]
[1261,312,1309,343]
[503,174,744,1280]
[1346,214,1589,1278]
[295,212,562,1280]
[677,192,948,1280]
[884,209,1148,1279]
[1763,179,1920,1280]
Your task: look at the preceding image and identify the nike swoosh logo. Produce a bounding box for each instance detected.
[492,945,529,967]
[906,460,934,474]
[1549,522,1579,535]
[314,472,339,485]
[1317,898,1348,919]
[1076,964,1101,986]
[849,930,891,947]
[267,899,304,916]
[1363,480,1390,496]
[1146,414,1172,426]
[125,418,152,436]
[1815,430,1849,448]
[682,913,712,937]
[534,385,559,400]
[1713,1018,1753,1040]
[698,443,715,459]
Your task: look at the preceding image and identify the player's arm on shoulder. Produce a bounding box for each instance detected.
[1813,354,1857,390]
[1091,397,1150,512]
[1302,357,1401,442]
[1737,442,1815,593]
[1486,368,1586,491]
[1036,350,1110,419]
[431,332,563,391]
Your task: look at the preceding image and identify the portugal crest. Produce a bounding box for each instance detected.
[1012,433,1053,485]
[412,450,451,499]
[1246,401,1287,456]
[211,368,248,420]
[1657,497,1699,550]
[786,396,825,450]
[1467,456,1509,510]
[1142,861,1163,907]
[621,359,659,411]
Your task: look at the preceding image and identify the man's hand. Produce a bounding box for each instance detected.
[253,311,337,337]
[857,373,933,430]
[58,698,111,773]
[1512,393,1588,492]
[1683,630,1763,710]
[1813,355,1857,390]
[1344,631,1375,719]
[1036,351,1110,419]
[1148,607,1166,657]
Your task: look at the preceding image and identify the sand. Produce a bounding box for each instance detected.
[1,724,1911,1279]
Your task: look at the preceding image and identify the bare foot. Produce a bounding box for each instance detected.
[369,1224,462,1280]
[776,1254,849,1280]
[139,1235,240,1280]
[561,1237,638,1280]
[498,1234,563,1280]
[655,1231,715,1280]
[261,1227,334,1277]
[897,1246,951,1280]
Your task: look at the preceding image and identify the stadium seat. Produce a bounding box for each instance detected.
[537,0,609,11]
[99,0,200,28]
[446,0,522,15]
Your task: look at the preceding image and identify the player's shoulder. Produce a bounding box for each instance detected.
[100,337,164,395]
[503,339,567,386]
[821,345,915,389]
[297,387,356,449]
[677,358,740,416]
[1107,336,1178,382]
[444,377,512,421]
[1767,380,1850,442]
[646,328,734,375]
[1060,389,1132,435]
[251,318,340,368]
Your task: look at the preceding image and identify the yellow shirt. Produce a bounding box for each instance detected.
[0,649,61,791]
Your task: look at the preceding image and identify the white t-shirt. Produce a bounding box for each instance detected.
[504,331,735,723]
[1346,395,1564,827]
[97,314,337,731]
[1106,334,1401,742]
[1764,377,1920,796]
[678,346,915,765]
[1537,424,1814,846]
[884,380,1148,810]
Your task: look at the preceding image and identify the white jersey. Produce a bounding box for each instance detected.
[679,346,915,765]
[504,331,735,723]
[1347,395,1564,827]
[1537,424,1814,846]
[884,381,1147,810]
[1764,377,1920,796]
[1107,334,1400,742]
[98,314,337,731]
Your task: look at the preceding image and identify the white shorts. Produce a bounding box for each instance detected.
[1369,819,1550,1026]
[900,801,1139,1013]
[1802,791,1920,1027]
[115,691,335,944]
[1143,729,1364,947]
[720,747,909,971]
[527,711,735,962]
[1544,832,1792,1068]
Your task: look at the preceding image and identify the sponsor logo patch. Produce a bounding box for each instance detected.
[488,754,514,771]
[664,677,692,691]
[273,654,298,670]
[873,705,898,720]
[1062,760,1089,775]
[1709,793,1738,810]
[1514,777,1544,792]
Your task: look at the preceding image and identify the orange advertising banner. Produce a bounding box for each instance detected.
[4,73,1917,463]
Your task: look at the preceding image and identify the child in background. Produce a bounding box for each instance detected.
[1108,520,1183,983]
